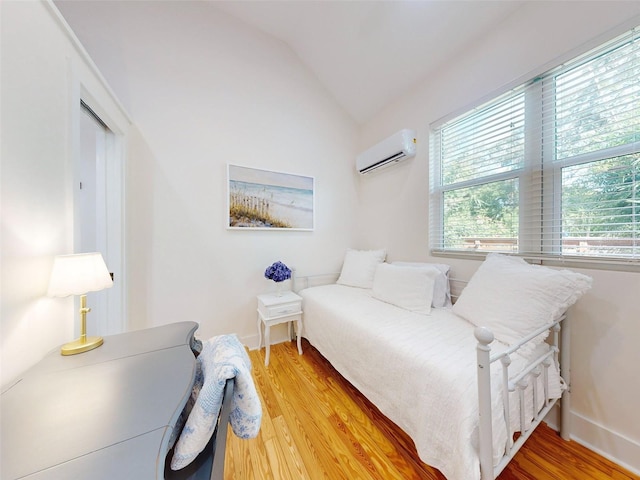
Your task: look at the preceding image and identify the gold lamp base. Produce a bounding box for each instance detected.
[61,335,104,355]
[60,294,104,356]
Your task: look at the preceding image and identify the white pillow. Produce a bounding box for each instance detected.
[392,261,451,308]
[452,253,592,348]
[372,263,440,315]
[337,249,386,288]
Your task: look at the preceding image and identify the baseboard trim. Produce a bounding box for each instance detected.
[568,411,640,476]
[239,333,260,351]
[240,327,291,352]
[544,406,640,476]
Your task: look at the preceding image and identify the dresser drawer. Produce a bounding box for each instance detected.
[259,300,302,318]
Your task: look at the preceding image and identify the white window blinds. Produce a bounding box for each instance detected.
[431,26,640,264]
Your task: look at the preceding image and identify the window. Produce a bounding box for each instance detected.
[430,26,640,265]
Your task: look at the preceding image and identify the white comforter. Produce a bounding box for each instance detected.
[300,284,562,480]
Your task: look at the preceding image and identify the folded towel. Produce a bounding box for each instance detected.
[171,334,262,470]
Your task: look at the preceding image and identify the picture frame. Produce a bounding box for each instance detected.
[227,164,315,231]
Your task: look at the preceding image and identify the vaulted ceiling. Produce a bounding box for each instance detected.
[56,0,525,124]
[211,1,525,123]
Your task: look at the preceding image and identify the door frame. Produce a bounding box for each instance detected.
[69,80,128,335]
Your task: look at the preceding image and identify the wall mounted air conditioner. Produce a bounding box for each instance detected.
[356,129,417,175]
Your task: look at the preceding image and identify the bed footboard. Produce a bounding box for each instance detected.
[475,313,569,480]
[560,315,571,441]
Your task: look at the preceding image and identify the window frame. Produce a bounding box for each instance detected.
[430,26,640,271]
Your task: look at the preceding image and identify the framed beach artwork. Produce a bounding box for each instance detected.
[227,164,315,231]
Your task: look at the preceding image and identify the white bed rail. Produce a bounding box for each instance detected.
[475,313,569,480]
[292,272,340,292]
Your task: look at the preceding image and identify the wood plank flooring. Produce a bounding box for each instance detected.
[224,339,639,480]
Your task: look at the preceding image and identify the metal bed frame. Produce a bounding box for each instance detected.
[295,272,571,480]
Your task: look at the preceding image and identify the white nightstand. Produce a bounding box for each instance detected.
[257,291,303,366]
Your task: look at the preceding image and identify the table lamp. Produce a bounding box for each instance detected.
[47,252,113,355]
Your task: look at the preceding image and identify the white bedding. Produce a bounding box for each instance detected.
[300,284,563,480]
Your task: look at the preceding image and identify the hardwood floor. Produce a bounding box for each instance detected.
[225,339,639,480]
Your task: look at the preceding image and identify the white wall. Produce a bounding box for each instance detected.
[359,2,640,474]
[0,0,130,386]
[54,1,359,344]
[7,0,639,473]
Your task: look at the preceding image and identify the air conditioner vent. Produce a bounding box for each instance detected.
[356,129,416,175]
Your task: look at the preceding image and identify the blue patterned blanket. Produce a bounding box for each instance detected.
[171,334,262,470]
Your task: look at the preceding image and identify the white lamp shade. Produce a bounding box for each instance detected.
[47,252,113,297]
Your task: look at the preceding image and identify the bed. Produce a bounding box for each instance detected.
[297,252,592,480]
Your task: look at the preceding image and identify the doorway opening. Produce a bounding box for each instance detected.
[75,99,125,337]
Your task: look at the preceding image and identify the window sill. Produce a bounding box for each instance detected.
[430,250,640,273]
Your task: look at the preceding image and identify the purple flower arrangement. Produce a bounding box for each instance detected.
[264,261,291,283]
